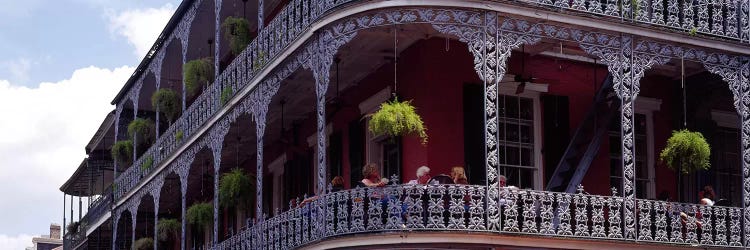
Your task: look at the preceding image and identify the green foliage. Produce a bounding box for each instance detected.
[184,58,214,97]
[222,17,251,56]
[133,237,154,250]
[219,168,253,209]
[141,155,153,171]
[111,140,133,166]
[186,202,213,228]
[220,87,233,106]
[151,89,181,124]
[368,98,428,144]
[689,27,698,36]
[252,51,267,72]
[176,130,184,142]
[157,218,181,242]
[67,221,79,234]
[128,118,155,149]
[659,129,711,174]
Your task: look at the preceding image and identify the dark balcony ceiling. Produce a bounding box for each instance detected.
[85,110,116,154]
[60,158,113,196]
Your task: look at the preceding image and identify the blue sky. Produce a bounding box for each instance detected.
[0,0,177,86]
[0,0,178,248]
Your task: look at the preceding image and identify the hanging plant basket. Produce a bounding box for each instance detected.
[659,129,711,174]
[133,237,154,250]
[186,202,213,229]
[151,88,181,124]
[141,155,154,172]
[222,17,251,56]
[368,98,428,144]
[111,140,133,166]
[128,118,156,153]
[157,218,181,242]
[67,221,80,234]
[184,57,214,97]
[219,168,253,210]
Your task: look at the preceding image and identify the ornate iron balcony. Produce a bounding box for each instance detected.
[216,184,743,249]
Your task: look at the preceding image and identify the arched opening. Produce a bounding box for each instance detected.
[115,210,133,249]
[161,38,185,123]
[184,148,215,249]
[184,0,217,109]
[218,0,258,73]
[134,195,155,249]
[216,113,257,240]
[157,172,183,250]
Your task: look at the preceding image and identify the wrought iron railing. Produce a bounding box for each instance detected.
[215,185,744,249]
[113,0,750,205]
[512,0,749,41]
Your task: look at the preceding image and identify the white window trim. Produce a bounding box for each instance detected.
[358,87,393,178]
[497,80,547,190]
[634,96,661,199]
[268,154,287,213]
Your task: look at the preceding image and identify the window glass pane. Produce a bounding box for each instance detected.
[520,98,533,120]
[506,96,519,118]
[497,94,536,188]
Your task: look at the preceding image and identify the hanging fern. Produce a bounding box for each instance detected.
[151,89,181,124]
[111,140,133,166]
[157,218,181,242]
[128,118,155,149]
[133,237,153,250]
[659,129,711,174]
[67,221,80,234]
[186,202,213,229]
[222,17,251,56]
[220,87,233,106]
[184,58,214,97]
[219,168,253,210]
[368,98,428,144]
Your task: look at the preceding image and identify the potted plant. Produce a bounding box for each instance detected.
[186,202,212,246]
[157,218,180,249]
[659,129,711,201]
[111,140,134,166]
[184,58,214,97]
[368,97,428,144]
[151,89,181,125]
[659,129,711,174]
[128,118,155,155]
[133,237,153,250]
[222,17,251,56]
[219,168,254,232]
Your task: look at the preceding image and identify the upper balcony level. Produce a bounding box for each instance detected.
[61,0,750,249]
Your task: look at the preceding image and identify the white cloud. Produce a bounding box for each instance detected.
[0,65,134,235]
[2,58,32,85]
[108,3,176,59]
[0,234,32,250]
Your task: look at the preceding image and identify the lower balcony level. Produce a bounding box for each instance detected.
[61,1,750,249]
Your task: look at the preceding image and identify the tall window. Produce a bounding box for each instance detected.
[713,126,741,205]
[609,113,649,198]
[497,95,536,189]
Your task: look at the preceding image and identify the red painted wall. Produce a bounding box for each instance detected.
[262,37,684,201]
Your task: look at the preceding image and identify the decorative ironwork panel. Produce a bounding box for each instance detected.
[521,191,537,233]
[573,190,590,237]
[448,185,467,229]
[556,193,573,236]
[426,185,446,229]
[637,200,653,240]
[350,188,366,232]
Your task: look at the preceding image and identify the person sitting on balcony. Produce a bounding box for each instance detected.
[361,163,387,188]
[331,176,344,192]
[450,166,468,184]
[699,185,716,206]
[407,166,431,185]
[497,175,519,206]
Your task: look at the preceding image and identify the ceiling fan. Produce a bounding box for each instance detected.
[499,45,537,94]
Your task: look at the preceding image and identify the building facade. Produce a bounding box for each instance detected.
[60,0,750,249]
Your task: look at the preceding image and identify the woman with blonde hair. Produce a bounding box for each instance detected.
[450,166,468,184]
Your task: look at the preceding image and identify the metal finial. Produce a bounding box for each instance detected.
[577,184,585,194]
